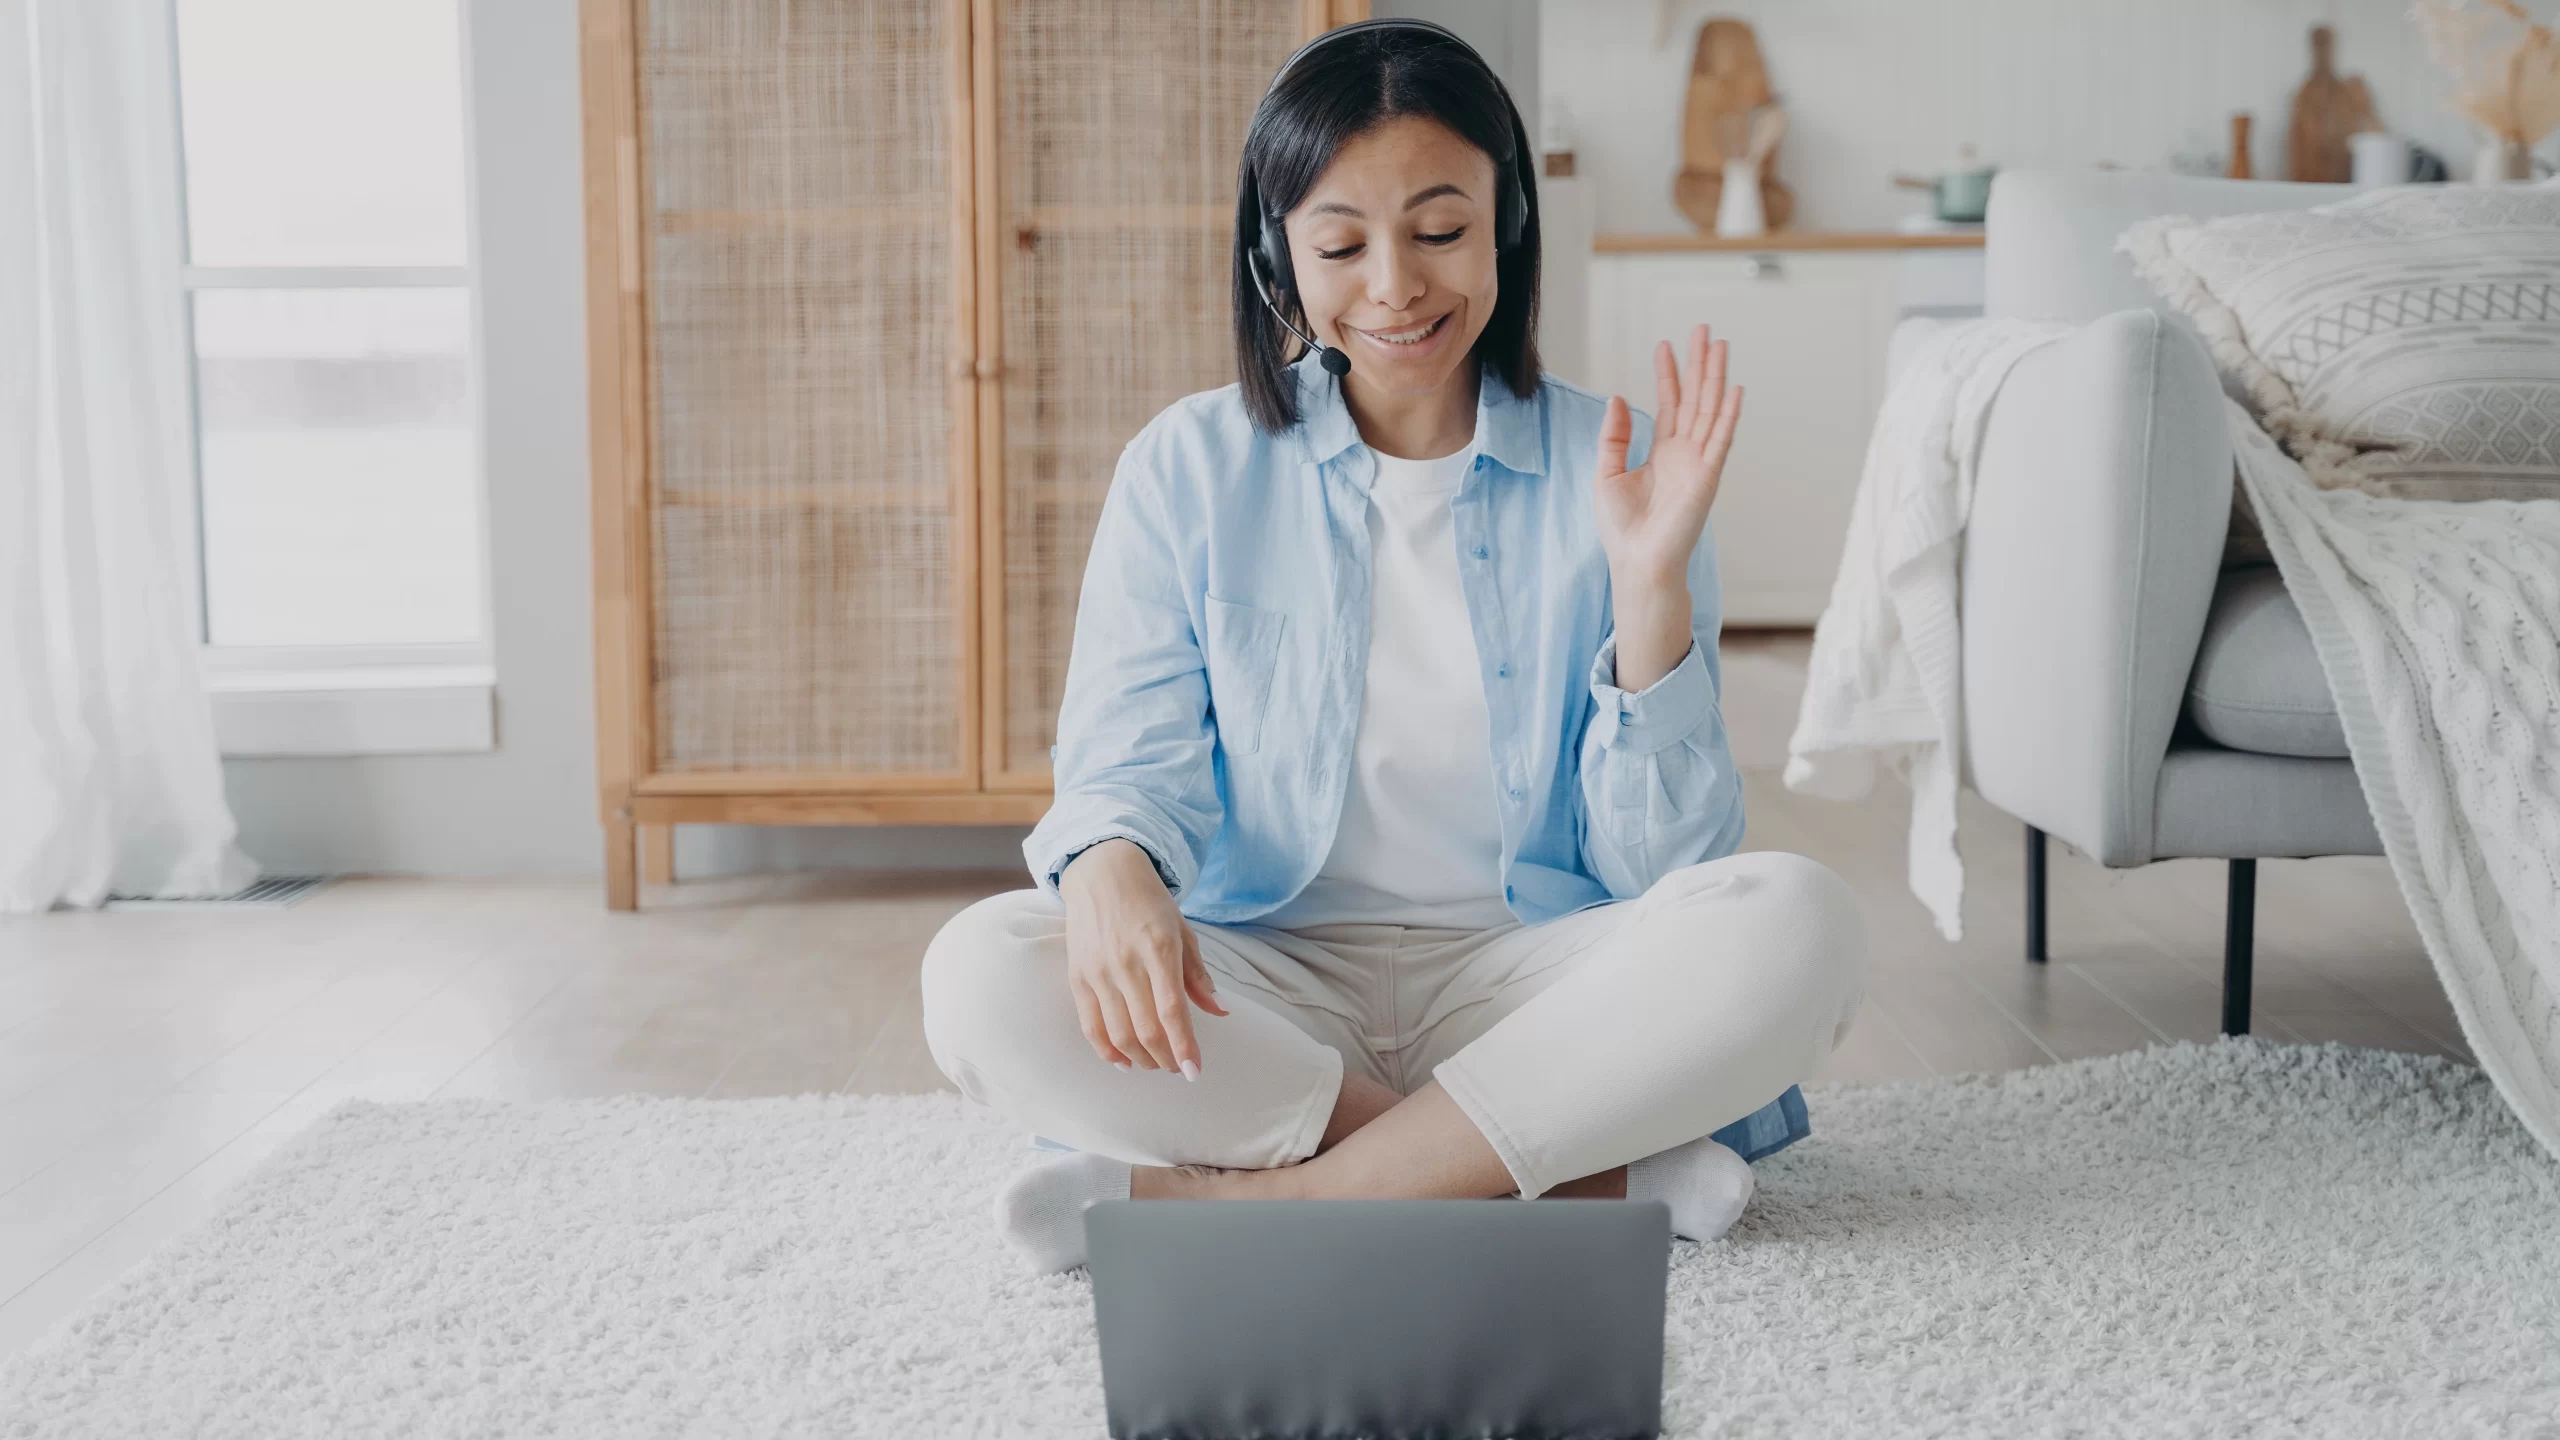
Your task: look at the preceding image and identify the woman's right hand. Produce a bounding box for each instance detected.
[1059,838,1228,1076]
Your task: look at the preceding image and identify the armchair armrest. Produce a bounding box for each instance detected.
[1959,309,2232,867]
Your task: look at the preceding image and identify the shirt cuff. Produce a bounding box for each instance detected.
[1587,630,1715,754]
[1032,825,1183,901]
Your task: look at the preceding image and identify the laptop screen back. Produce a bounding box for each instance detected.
[1088,1199,1669,1440]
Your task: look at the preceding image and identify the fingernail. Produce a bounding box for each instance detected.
[1180,1060,1200,1082]
[1114,1061,1132,1072]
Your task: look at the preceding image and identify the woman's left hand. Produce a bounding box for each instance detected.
[1593,323,1743,588]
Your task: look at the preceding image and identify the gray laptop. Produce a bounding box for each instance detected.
[1087,1199,1669,1440]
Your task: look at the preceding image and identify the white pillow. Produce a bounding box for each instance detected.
[2121,182,2560,503]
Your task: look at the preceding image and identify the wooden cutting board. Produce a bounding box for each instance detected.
[2288,24,2381,182]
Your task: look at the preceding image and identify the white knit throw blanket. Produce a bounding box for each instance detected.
[1789,317,2560,1160]
[2232,402,2560,1161]
[1784,320,2066,940]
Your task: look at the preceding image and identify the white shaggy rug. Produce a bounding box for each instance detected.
[6,1039,2558,1438]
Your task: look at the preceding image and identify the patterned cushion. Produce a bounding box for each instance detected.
[2121,183,2560,504]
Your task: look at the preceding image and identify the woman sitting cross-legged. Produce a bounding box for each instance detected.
[921,18,1866,1274]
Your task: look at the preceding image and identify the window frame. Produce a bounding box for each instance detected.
[168,0,496,756]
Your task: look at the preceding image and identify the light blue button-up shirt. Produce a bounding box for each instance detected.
[1021,352,1805,1160]
[1026,352,1748,921]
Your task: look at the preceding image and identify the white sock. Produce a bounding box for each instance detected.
[1625,1134,1755,1241]
[992,1151,1132,1273]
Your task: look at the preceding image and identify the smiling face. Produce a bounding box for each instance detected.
[1282,113,1500,406]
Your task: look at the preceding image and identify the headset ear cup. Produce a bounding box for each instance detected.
[1498,106,1532,252]
[1259,216,1292,300]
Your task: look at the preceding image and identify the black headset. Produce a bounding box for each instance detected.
[1241,17,1531,378]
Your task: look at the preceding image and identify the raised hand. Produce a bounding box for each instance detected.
[1593,323,1743,589]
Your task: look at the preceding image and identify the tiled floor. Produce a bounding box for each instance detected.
[0,636,2461,1356]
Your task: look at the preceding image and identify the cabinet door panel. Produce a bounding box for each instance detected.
[1592,254,1893,625]
[640,0,967,776]
[988,0,1305,780]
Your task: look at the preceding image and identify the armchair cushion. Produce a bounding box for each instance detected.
[2184,566,2347,759]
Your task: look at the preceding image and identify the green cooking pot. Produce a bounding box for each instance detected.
[1892,163,1997,224]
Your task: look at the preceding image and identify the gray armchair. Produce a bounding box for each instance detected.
[1959,169,2382,1034]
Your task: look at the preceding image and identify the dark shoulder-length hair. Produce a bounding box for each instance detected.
[1232,25,1541,435]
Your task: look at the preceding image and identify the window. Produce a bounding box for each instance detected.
[174,0,491,752]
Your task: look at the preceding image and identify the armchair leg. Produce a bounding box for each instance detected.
[2222,858,2257,1036]
[2025,824,2048,963]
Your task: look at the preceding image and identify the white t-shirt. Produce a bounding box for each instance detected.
[1259,440,1515,931]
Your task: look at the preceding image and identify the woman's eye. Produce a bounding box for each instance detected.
[1315,227,1464,261]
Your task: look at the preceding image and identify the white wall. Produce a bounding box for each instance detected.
[1545,0,2510,236]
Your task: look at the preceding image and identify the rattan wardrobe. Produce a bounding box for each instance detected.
[580,0,1369,908]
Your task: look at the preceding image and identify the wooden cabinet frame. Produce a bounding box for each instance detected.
[581,0,1363,907]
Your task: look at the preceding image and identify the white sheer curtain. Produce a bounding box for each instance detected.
[0,0,258,910]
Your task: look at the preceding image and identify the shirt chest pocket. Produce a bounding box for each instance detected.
[1202,595,1288,757]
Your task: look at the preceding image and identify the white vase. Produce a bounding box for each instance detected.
[1714,158,1765,238]
[2349,131,2411,188]
[2474,136,2534,184]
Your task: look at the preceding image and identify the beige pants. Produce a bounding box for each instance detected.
[920,850,1865,1198]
